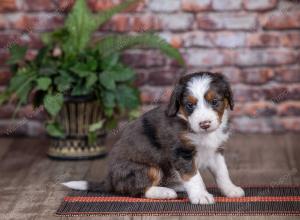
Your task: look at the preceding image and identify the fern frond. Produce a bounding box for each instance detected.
[97,33,185,66]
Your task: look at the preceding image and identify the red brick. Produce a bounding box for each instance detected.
[232,85,266,102]
[149,0,180,12]
[100,14,130,32]
[242,68,274,84]
[121,50,166,68]
[185,49,234,67]
[243,0,277,11]
[213,32,246,48]
[58,0,75,11]
[140,86,172,104]
[181,0,212,12]
[0,32,20,49]
[278,101,300,116]
[0,15,8,30]
[182,31,212,47]
[160,14,193,31]
[246,33,280,47]
[0,0,17,12]
[13,14,64,32]
[0,104,14,118]
[212,0,242,11]
[261,11,300,30]
[210,67,242,84]
[0,50,9,66]
[275,67,300,83]
[278,117,300,132]
[132,15,161,32]
[234,49,298,67]
[263,85,295,103]
[280,32,300,47]
[231,117,284,133]
[88,0,145,13]
[147,68,181,86]
[197,13,257,30]
[23,0,56,12]
[0,69,11,85]
[243,101,277,117]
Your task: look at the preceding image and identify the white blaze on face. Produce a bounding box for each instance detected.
[187,76,220,133]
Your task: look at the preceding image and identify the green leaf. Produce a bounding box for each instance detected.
[43,93,64,117]
[64,0,97,54]
[98,33,185,66]
[71,82,91,96]
[88,131,97,145]
[7,44,27,64]
[36,77,51,91]
[46,122,65,138]
[70,63,94,77]
[115,85,139,110]
[99,72,116,90]
[110,68,135,82]
[54,71,74,92]
[89,120,105,132]
[102,91,115,108]
[86,74,98,88]
[0,92,9,105]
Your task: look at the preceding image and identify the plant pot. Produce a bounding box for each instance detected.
[47,95,107,160]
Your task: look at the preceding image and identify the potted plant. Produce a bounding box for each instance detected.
[0,0,184,160]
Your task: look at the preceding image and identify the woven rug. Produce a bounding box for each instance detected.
[56,186,300,216]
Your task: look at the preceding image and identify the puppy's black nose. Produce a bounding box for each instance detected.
[199,120,211,130]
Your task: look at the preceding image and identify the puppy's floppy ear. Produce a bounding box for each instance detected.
[166,84,183,117]
[214,72,234,110]
[226,84,234,110]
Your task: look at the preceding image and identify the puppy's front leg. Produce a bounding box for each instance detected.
[173,148,214,204]
[182,170,215,204]
[208,151,245,198]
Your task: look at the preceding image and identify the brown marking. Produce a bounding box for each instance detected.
[179,132,195,148]
[187,95,198,105]
[148,167,162,186]
[178,106,188,120]
[204,90,216,102]
[205,89,227,123]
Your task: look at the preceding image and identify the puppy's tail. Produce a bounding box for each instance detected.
[62,180,111,192]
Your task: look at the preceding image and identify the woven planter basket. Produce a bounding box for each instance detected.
[47,95,107,160]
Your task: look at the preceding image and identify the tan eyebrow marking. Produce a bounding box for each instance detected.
[204,90,216,102]
[187,95,198,105]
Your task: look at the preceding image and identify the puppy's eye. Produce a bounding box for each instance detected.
[185,102,194,111]
[211,99,219,107]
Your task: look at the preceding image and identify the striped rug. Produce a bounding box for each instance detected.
[56,186,300,216]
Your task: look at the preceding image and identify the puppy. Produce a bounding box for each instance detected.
[63,72,245,204]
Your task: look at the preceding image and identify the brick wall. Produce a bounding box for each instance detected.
[0,0,300,136]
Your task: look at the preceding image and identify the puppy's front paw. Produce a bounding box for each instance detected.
[222,185,245,198]
[189,191,215,204]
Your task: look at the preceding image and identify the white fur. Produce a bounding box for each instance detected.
[62,181,88,190]
[182,110,244,199]
[186,75,219,133]
[183,171,215,204]
[145,186,177,199]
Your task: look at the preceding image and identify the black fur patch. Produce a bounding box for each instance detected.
[142,117,162,149]
[175,147,194,160]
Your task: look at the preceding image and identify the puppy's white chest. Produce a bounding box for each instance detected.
[187,130,229,169]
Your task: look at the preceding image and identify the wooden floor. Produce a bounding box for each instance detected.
[0,133,299,220]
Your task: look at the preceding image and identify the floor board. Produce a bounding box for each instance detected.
[0,133,299,220]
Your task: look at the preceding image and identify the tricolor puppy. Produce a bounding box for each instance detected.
[63,72,245,204]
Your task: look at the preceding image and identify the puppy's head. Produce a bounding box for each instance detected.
[166,72,234,133]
